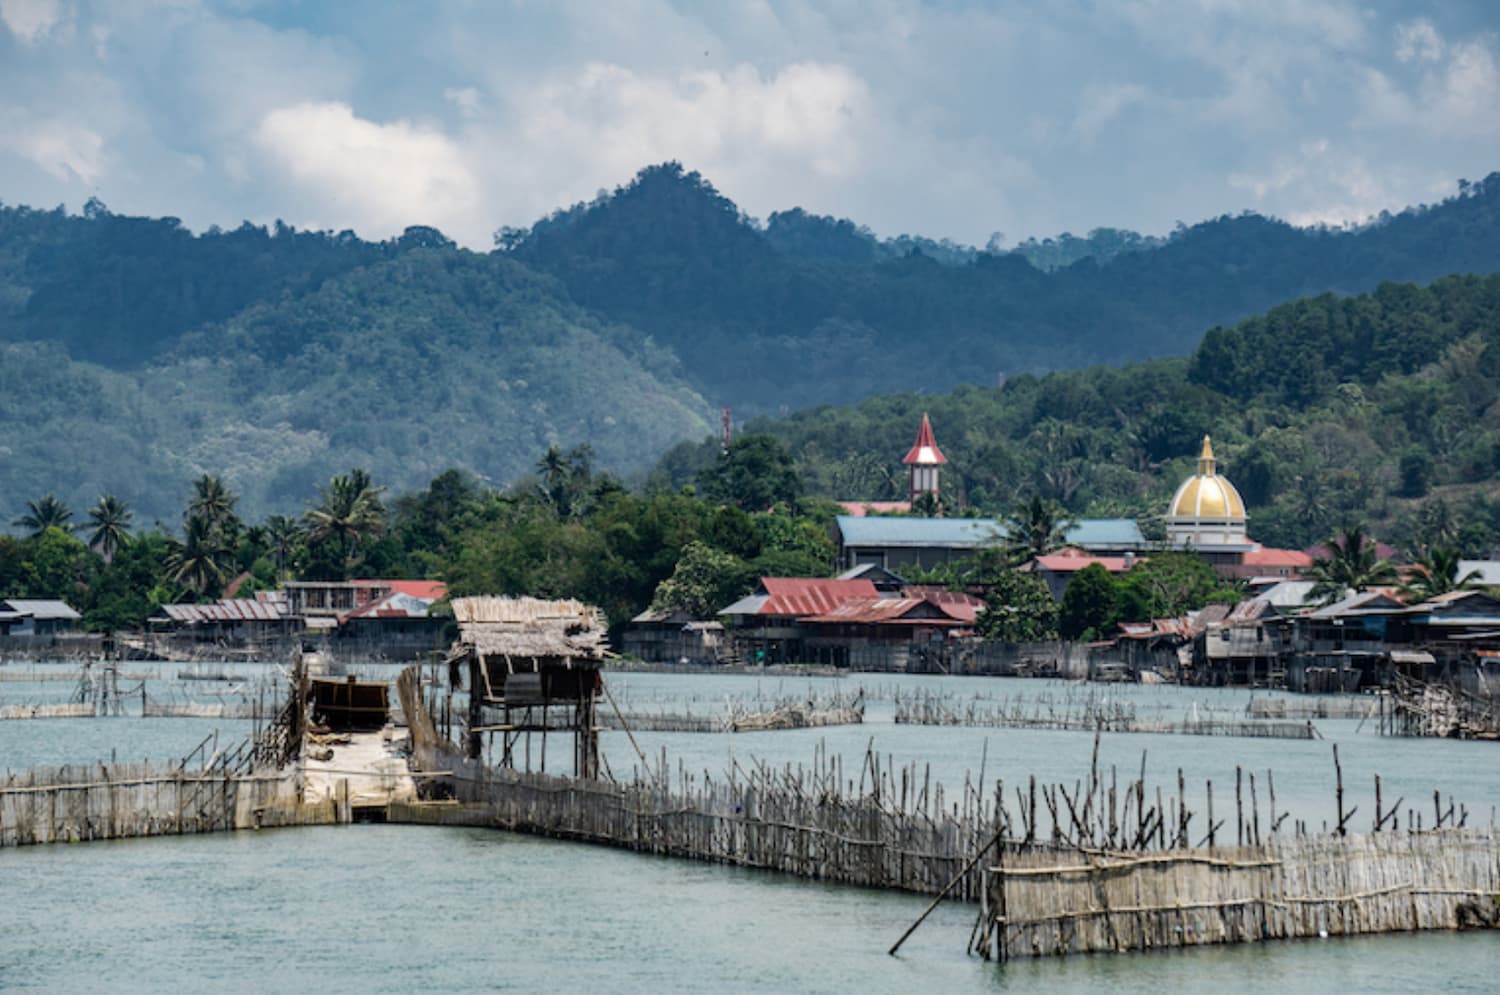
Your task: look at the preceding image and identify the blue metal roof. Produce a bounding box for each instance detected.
[834,516,1146,550]
[836,516,1001,548]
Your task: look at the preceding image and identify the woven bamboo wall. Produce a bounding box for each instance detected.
[981,829,1500,959]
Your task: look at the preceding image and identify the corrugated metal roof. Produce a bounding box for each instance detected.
[804,597,965,625]
[837,516,1002,548]
[718,593,768,617]
[760,577,878,616]
[1,599,81,620]
[835,516,1146,550]
[159,597,287,623]
[344,591,436,620]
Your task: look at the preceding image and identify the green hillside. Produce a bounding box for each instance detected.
[653,274,1500,553]
[0,250,711,523]
[2,163,1499,526]
[512,165,1500,411]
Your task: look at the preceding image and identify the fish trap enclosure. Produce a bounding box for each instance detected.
[974,828,1500,960]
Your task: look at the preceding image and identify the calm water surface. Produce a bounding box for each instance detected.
[2,663,1498,991]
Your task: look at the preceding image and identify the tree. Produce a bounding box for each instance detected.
[697,434,801,512]
[1306,526,1398,604]
[1058,563,1118,639]
[1116,552,1240,619]
[976,570,1059,642]
[86,495,133,559]
[188,474,238,533]
[165,515,231,595]
[14,495,74,537]
[1401,547,1484,602]
[997,496,1076,565]
[304,469,387,579]
[22,526,92,598]
[265,514,301,580]
[649,540,747,617]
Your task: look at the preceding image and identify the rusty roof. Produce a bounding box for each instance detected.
[759,577,878,616]
[804,597,966,626]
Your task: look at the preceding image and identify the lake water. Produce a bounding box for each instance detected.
[2,663,1498,991]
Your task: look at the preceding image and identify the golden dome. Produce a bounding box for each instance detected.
[1167,436,1245,519]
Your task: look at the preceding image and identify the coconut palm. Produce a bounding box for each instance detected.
[86,495,133,559]
[265,514,301,579]
[165,514,231,594]
[14,494,74,536]
[997,495,1077,565]
[1401,547,1484,602]
[1306,526,1398,604]
[188,474,238,533]
[304,469,386,578]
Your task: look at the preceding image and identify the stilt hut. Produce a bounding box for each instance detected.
[447,596,609,779]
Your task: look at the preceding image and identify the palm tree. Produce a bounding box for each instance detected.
[997,495,1077,565]
[1306,526,1398,604]
[188,474,238,532]
[304,469,387,578]
[166,514,231,594]
[87,495,133,559]
[266,514,301,580]
[14,494,74,536]
[1401,548,1484,602]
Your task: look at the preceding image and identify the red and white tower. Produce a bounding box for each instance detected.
[902,412,947,504]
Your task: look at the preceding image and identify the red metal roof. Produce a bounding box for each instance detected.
[804,597,967,626]
[1031,549,1138,573]
[901,412,947,465]
[1242,547,1313,568]
[759,578,878,616]
[386,579,447,600]
[836,500,912,517]
[901,586,986,623]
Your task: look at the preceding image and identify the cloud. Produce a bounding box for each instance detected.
[252,102,479,237]
[1395,19,1443,64]
[1229,140,1393,226]
[0,116,103,183]
[0,0,62,43]
[0,1,1498,251]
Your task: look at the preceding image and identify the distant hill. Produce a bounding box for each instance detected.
[0,249,711,523]
[1,163,1498,525]
[511,164,1500,412]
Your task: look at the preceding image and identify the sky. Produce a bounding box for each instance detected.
[1,0,1497,250]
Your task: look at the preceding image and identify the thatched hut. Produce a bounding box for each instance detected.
[447,596,610,778]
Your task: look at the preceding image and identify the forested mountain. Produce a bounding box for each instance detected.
[1,163,1498,527]
[0,249,711,523]
[511,164,1500,411]
[653,274,1500,553]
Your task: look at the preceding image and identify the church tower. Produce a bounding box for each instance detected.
[902,412,947,505]
[1165,435,1248,548]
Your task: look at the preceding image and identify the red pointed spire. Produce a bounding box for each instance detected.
[902,412,947,465]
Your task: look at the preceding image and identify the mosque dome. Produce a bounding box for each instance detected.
[1168,436,1245,518]
[1165,436,1248,548]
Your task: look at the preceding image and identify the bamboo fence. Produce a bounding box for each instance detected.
[975,829,1500,960]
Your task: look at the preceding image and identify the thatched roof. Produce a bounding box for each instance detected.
[450,596,611,662]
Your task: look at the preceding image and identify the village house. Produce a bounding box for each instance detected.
[621,608,725,664]
[0,599,81,636]
[1023,547,1142,600]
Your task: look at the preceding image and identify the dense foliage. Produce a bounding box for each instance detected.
[655,274,1500,552]
[2,161,1498,534]
[510,164,1500,412]
[0,445,838,634]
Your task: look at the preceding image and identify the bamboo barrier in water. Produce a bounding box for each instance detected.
[895,691,1315,740]
[0,702,95,720]
[974,828,1500,960]
[0,758,306,846]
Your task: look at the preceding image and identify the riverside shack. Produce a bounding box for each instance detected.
[446,596,610,778]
